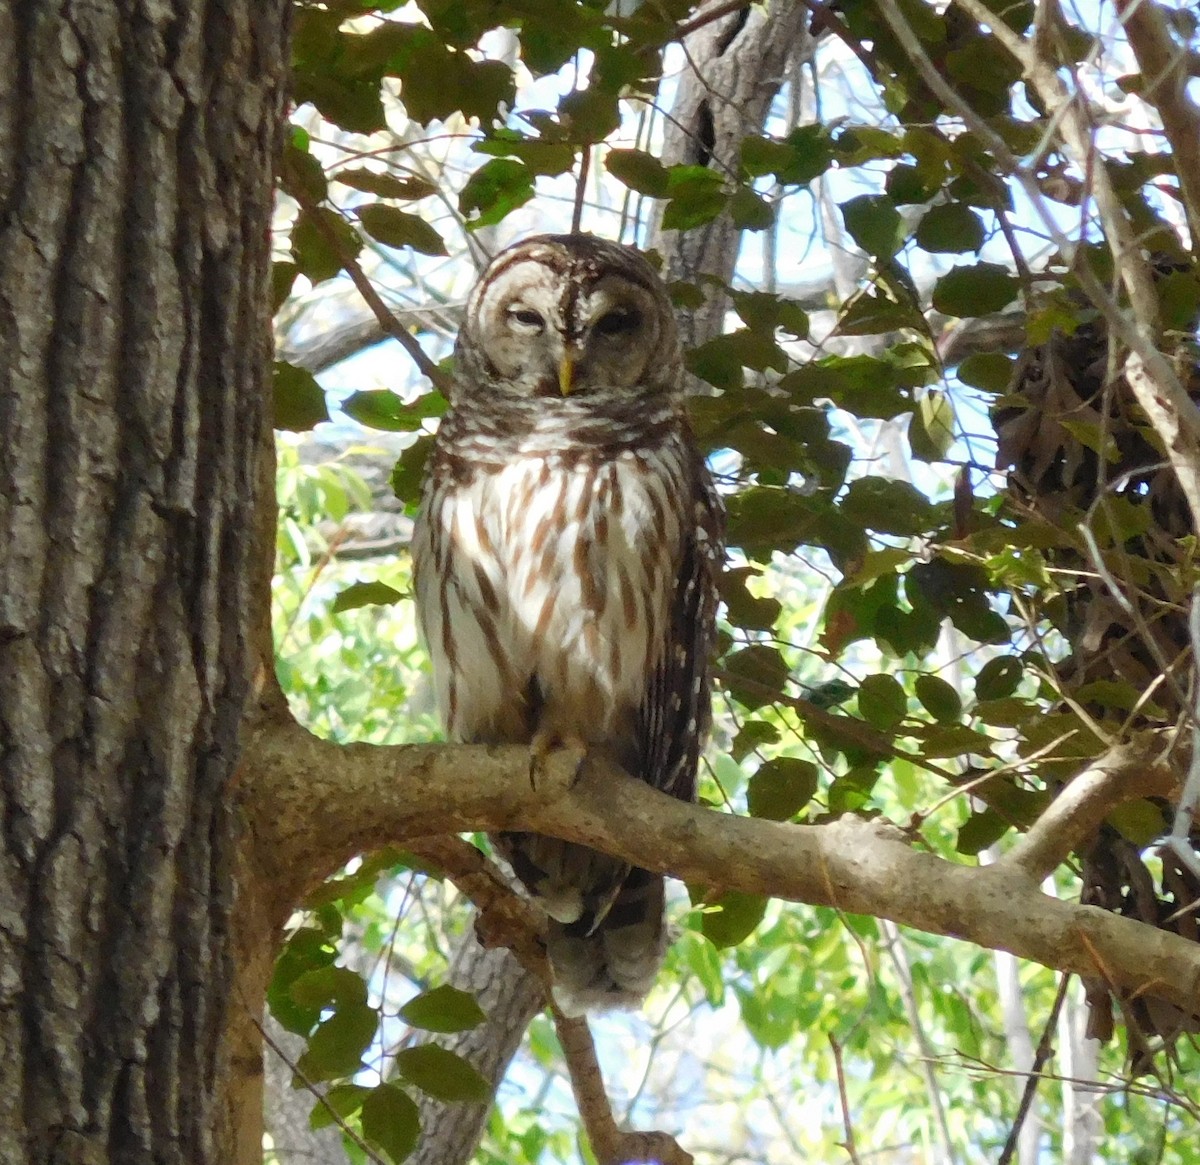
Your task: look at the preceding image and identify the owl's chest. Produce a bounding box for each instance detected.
[434,449,681,691]
[451,451,681,606]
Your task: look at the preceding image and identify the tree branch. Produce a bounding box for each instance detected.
[880,0,1200,528]
[553,1010,693,1165]
[283,175,452,393]
[1003,742,1180,882]
[241,716,1200,1018]
[1113,0,1200,245]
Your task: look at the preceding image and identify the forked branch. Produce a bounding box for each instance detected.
[242,715,1200,1017]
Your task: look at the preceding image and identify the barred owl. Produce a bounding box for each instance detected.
[412,234,724,1014]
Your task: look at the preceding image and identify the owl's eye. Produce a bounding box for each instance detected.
[594,309,640,336]
[507,307,545,331]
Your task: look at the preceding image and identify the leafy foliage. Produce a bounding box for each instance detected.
[268,0,1200,1161]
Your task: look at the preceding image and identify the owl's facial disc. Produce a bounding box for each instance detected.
[467,238,677,401]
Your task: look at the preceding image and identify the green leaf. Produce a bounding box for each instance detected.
[739,133,796,178]
[289,965,368,1010]
[342,389,448,432]
[800,679,856,710]
[839,477,936,537]
[472,130,575,177]
[776,124,833,183]
[272,261,300,314]
[358,206,447,255]
[274,361,330,432]
[332,581,404,614]
[909,390,955,461]
[958,352,1014,393]
[718,568,783,632]
[292,206,362,285]
[722,644,789,710]
[747,758,818,821]
[932,262,1019,317]
[334,169,439,200]
[840,194,905,259]
[361,1083,421,1164]
[1157,269,1200,331]
[310,1082,370,1130]
[1107,799,1166,846]
[730,186,774,231]
[269,927,339,1035]
[394,1045,492,1102]
[956,809,1011,856]
[662,166,727,231]
[857,673,907,730]
[701,891,769,949]
[297,1002,378,1082]
[460,158,536,228]
[915,202,985,253]
[975,655,1023,700]
[732,291,808,339]
[914,675,962,724]
[280,141,329,204]
[730,718,780,763]
[605,148,669,196]
[559,85,621,142]
[294,72,387,136]
[390,437,434,509]
[399,985,487,1033]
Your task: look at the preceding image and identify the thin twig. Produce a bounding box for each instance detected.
[828,1034,863,1164]
[997,974,1072,1165]
[252,1009,389,1165]
[285,177,452,393]
[571,143,590,235]
[880,921,960,1165]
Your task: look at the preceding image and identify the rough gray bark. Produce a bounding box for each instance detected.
[407,938,547,1165]
[654,0,809,347]
[0,3,287,1162]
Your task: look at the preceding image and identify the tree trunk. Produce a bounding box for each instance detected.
[407,938,547,1165]
[0,3,287,1162]
[654,0,808,346]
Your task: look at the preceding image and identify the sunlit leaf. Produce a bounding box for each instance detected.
[399,985,487,1033]
[395,1045,492,1102]
[701,891,769,949]
[332,581,404,613]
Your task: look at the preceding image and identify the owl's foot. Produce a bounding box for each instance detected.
[528,730,589,792]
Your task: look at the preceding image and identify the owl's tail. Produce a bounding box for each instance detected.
[546,865,668,1016]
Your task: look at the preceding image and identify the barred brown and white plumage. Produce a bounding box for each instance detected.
[411,234,724,1013]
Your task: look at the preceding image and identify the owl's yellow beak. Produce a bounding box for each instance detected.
[558,354,576,396]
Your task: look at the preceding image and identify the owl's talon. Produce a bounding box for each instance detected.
[529,732,588,794]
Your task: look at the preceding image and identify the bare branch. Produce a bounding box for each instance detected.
[1004,742,1180,882]
[828,1035,863,1165]
[1114,0,1200,244]
[283,176,452,393]
[242,716,1200,1018]
[553,1009,693,1165]
[997,975,1071,1165]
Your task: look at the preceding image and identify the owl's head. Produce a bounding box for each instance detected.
[455,234,682,405]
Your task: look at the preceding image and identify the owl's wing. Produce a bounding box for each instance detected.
[638,447,725,802]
